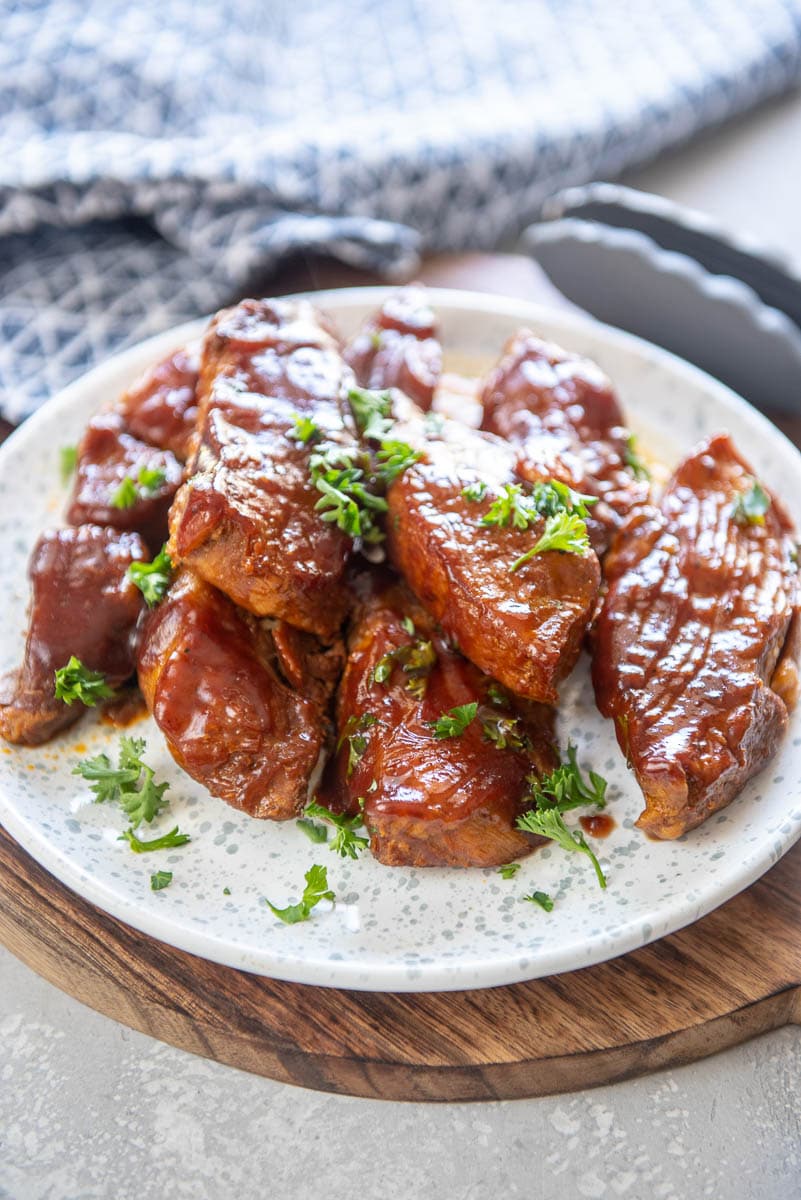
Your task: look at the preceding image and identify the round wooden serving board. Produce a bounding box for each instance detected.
[2,255,800,1102]
[1,823,800,1102]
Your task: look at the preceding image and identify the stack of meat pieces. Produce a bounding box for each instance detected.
[2,286,798,865]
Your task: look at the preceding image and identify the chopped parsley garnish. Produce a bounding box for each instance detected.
[127,545,173,607]
[482,483,533,530]
[462,481,488,502]
[372,636,437,699]
[480,712,528,751]
[291,414,321,445]
[110,476,138,509]
[497,862,521,880]
[309,447,388,544]
[119,825,191,853]
[73,736,170,829]
[510,511,590,572]
[347,387,393,441]
[401,616,416,636]
[110,464,167,509]
[477,479,594,571]
[138,465,167,494]
[524,890,554,912]
[516,807,606,889]
[486,682,507,707]
[732,481,771,526]
[223,886,231,896]
[623,432,650,480]
[54,656,115,707]
[60,445,78,485]
[150,871,172,891]
[428,701,478,740]
[528,744,607,813]
[265,863,335,924]
[304,801,370,859]
[296,817,329,844]
[337,712,378,778]
[376,439,421,486]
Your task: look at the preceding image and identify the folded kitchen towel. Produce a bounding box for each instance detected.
[2,0,801,422]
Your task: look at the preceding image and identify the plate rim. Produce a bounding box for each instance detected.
[1,285,801,992]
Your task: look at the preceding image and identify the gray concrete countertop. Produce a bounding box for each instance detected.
[3,87,801,1200]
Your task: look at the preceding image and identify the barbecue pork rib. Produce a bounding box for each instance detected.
[323,573,555,867]
[137,569,341,819]
[66,412,183,551]
[344,285,442,411]
[480,331,648,554]
[385,405,600,704]
[593,433,801,838]
[119,343,200,461]
[0,526,147,745]
[168,298,356,639]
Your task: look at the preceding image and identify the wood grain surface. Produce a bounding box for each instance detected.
[1,253,800,1103]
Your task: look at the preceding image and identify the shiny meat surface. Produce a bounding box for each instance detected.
[386,410,601,704]
[119,343,200,461]
[323,575,556,867]
[0,526,147,745]
[137,570,331,819]
[168,299,355,639]
[344,285,442,410]
[593,434,801,839]
[66,412,183,551]
[480,331,648,553]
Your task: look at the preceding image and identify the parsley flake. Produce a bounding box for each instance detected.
[296,817,329,844]
[428,701,478,740]
[119,825,190,853]
[54,656,115,707]
[110,476,139,509]
[524,890,554,912]
[291,414,321,445]
[127,545,173,607]
[73,736,170,829]
[309,447,388,544]
[480,712,528,751]
[375,439,421,486]
[510,511,590,572]
[60,445,78,485]
[623,432,650,480]
[150,871,173,891]
[516,807,607,889]
[528,744,607,813]
[337,712,378,778]
[372,637,436,699]
[348,387,393,441]
[110,465,167,509]
[497,862,521,880]
[304,801,370,859]
[462,481,488,503]
[732,481,771,526]
[265,863,335,924]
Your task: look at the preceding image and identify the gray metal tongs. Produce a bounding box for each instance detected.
[521,183,801,415]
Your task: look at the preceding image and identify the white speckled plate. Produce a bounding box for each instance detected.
[1,288,801,993]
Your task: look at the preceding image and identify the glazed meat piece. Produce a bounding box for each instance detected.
[344,285,442,410]
[480,331,649,553]
[593,434,801,839]
[66,412,183,551]
[137,570,339,819]
[323,575,556,867]
[168,298,356,639]
[118,343,200,461]
[0,526,147,746]
[386,408,601,704]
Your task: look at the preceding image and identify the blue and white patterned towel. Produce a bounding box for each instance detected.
[2,0,801,422]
